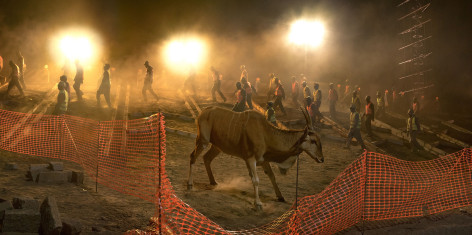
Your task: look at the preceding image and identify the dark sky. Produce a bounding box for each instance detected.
[1,0,471,106]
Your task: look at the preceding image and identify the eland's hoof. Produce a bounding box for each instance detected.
[254,203,263,212]
[277,196,285,202]
[210,181,218,186]
[187,184,193,190]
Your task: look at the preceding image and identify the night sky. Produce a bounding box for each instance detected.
[1,0,471,109]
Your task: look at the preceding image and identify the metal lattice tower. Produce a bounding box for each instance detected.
[397,0,433,97]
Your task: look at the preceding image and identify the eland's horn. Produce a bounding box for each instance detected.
[299,106,313,130]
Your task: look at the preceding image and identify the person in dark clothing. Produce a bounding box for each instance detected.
[232,81,246,112]
[210,66,226,103]
[302,80,311,106]
[142,61,159,102]
[364,96,375,137]
[352,90,361,113]
[312,83,323,123]
[73,60,84,102]
[6,60,24,97]
[17,51,26,90]
[344,104,367,150]
[407,108,421,152]
[265,101,277,126]
[241,77,253,109]
[96,64,112,108]
[328,83,338,118]
[60,75,71,103]
[291,76,299,106]
[273,78,286,115]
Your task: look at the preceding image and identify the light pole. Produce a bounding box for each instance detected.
[288,19,325,76]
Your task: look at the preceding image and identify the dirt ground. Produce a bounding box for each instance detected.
[1,80,472,234]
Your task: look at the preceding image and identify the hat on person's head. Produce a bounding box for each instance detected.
[267,101,273,108]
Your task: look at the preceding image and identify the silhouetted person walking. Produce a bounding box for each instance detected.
[6,60,24,97]
[96,64,112,108]
[142,61,158,102]
[73,60,84,102]
[210,66,226,102]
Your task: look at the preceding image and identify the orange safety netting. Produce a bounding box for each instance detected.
[1,108,471,234]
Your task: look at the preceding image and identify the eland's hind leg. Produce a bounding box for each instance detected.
[203,145,221,185]
[262,162,285,202]
[188,137,205,189]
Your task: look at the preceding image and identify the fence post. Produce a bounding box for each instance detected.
[96,121,101,193]
[158,112,162,235]
[361,150,368,235]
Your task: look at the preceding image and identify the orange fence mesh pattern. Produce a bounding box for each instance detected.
[1,108,472,234]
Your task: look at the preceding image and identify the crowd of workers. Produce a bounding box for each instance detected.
[220,68,432,153]
[0,52,435,153]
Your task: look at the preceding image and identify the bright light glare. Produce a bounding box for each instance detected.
[289,20,325,47]
[59,36,93,62]
[165,38,206,70]
[50,28,101,67]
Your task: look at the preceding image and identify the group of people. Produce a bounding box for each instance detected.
[0,51,27,98]
[264,75,425,153]
[54,60,160,115]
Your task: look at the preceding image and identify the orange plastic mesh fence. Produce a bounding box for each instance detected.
[157,149,472,235]
[0,109,162,203]
[2,108,472,234]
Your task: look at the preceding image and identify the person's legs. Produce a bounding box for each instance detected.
[104,87,112,108]
[345,129,355,148]
[14,80,24,96]
[365,114,372,136]
[354,129,367,149]
[247,93,253,109]
[142,85,148,102]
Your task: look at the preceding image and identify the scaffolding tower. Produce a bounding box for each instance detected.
[397,0,433,98]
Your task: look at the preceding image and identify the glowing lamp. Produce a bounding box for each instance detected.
[288,20,325,48]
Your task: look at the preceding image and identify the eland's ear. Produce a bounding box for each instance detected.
[299,106,313,130]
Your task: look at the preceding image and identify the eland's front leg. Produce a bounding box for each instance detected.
[246,157,262,211]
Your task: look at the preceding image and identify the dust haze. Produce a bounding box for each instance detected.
[0,0,471,114]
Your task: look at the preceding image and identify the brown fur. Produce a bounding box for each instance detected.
[188,106,323,210]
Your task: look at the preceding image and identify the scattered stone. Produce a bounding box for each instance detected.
[71,171,84,185]
[48,162,64,171]
[1,200,14,217]
[2,209,41,233]
[372,139,387,147]
[12,197,40,211]
[61,218,82,235]
[28,164,49,182]
[4,163,18,170]
[37,171,68,184]
[65,170,73,182]
[92,226,102,232]
[40,196,62,235]
[387,139,404,146]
